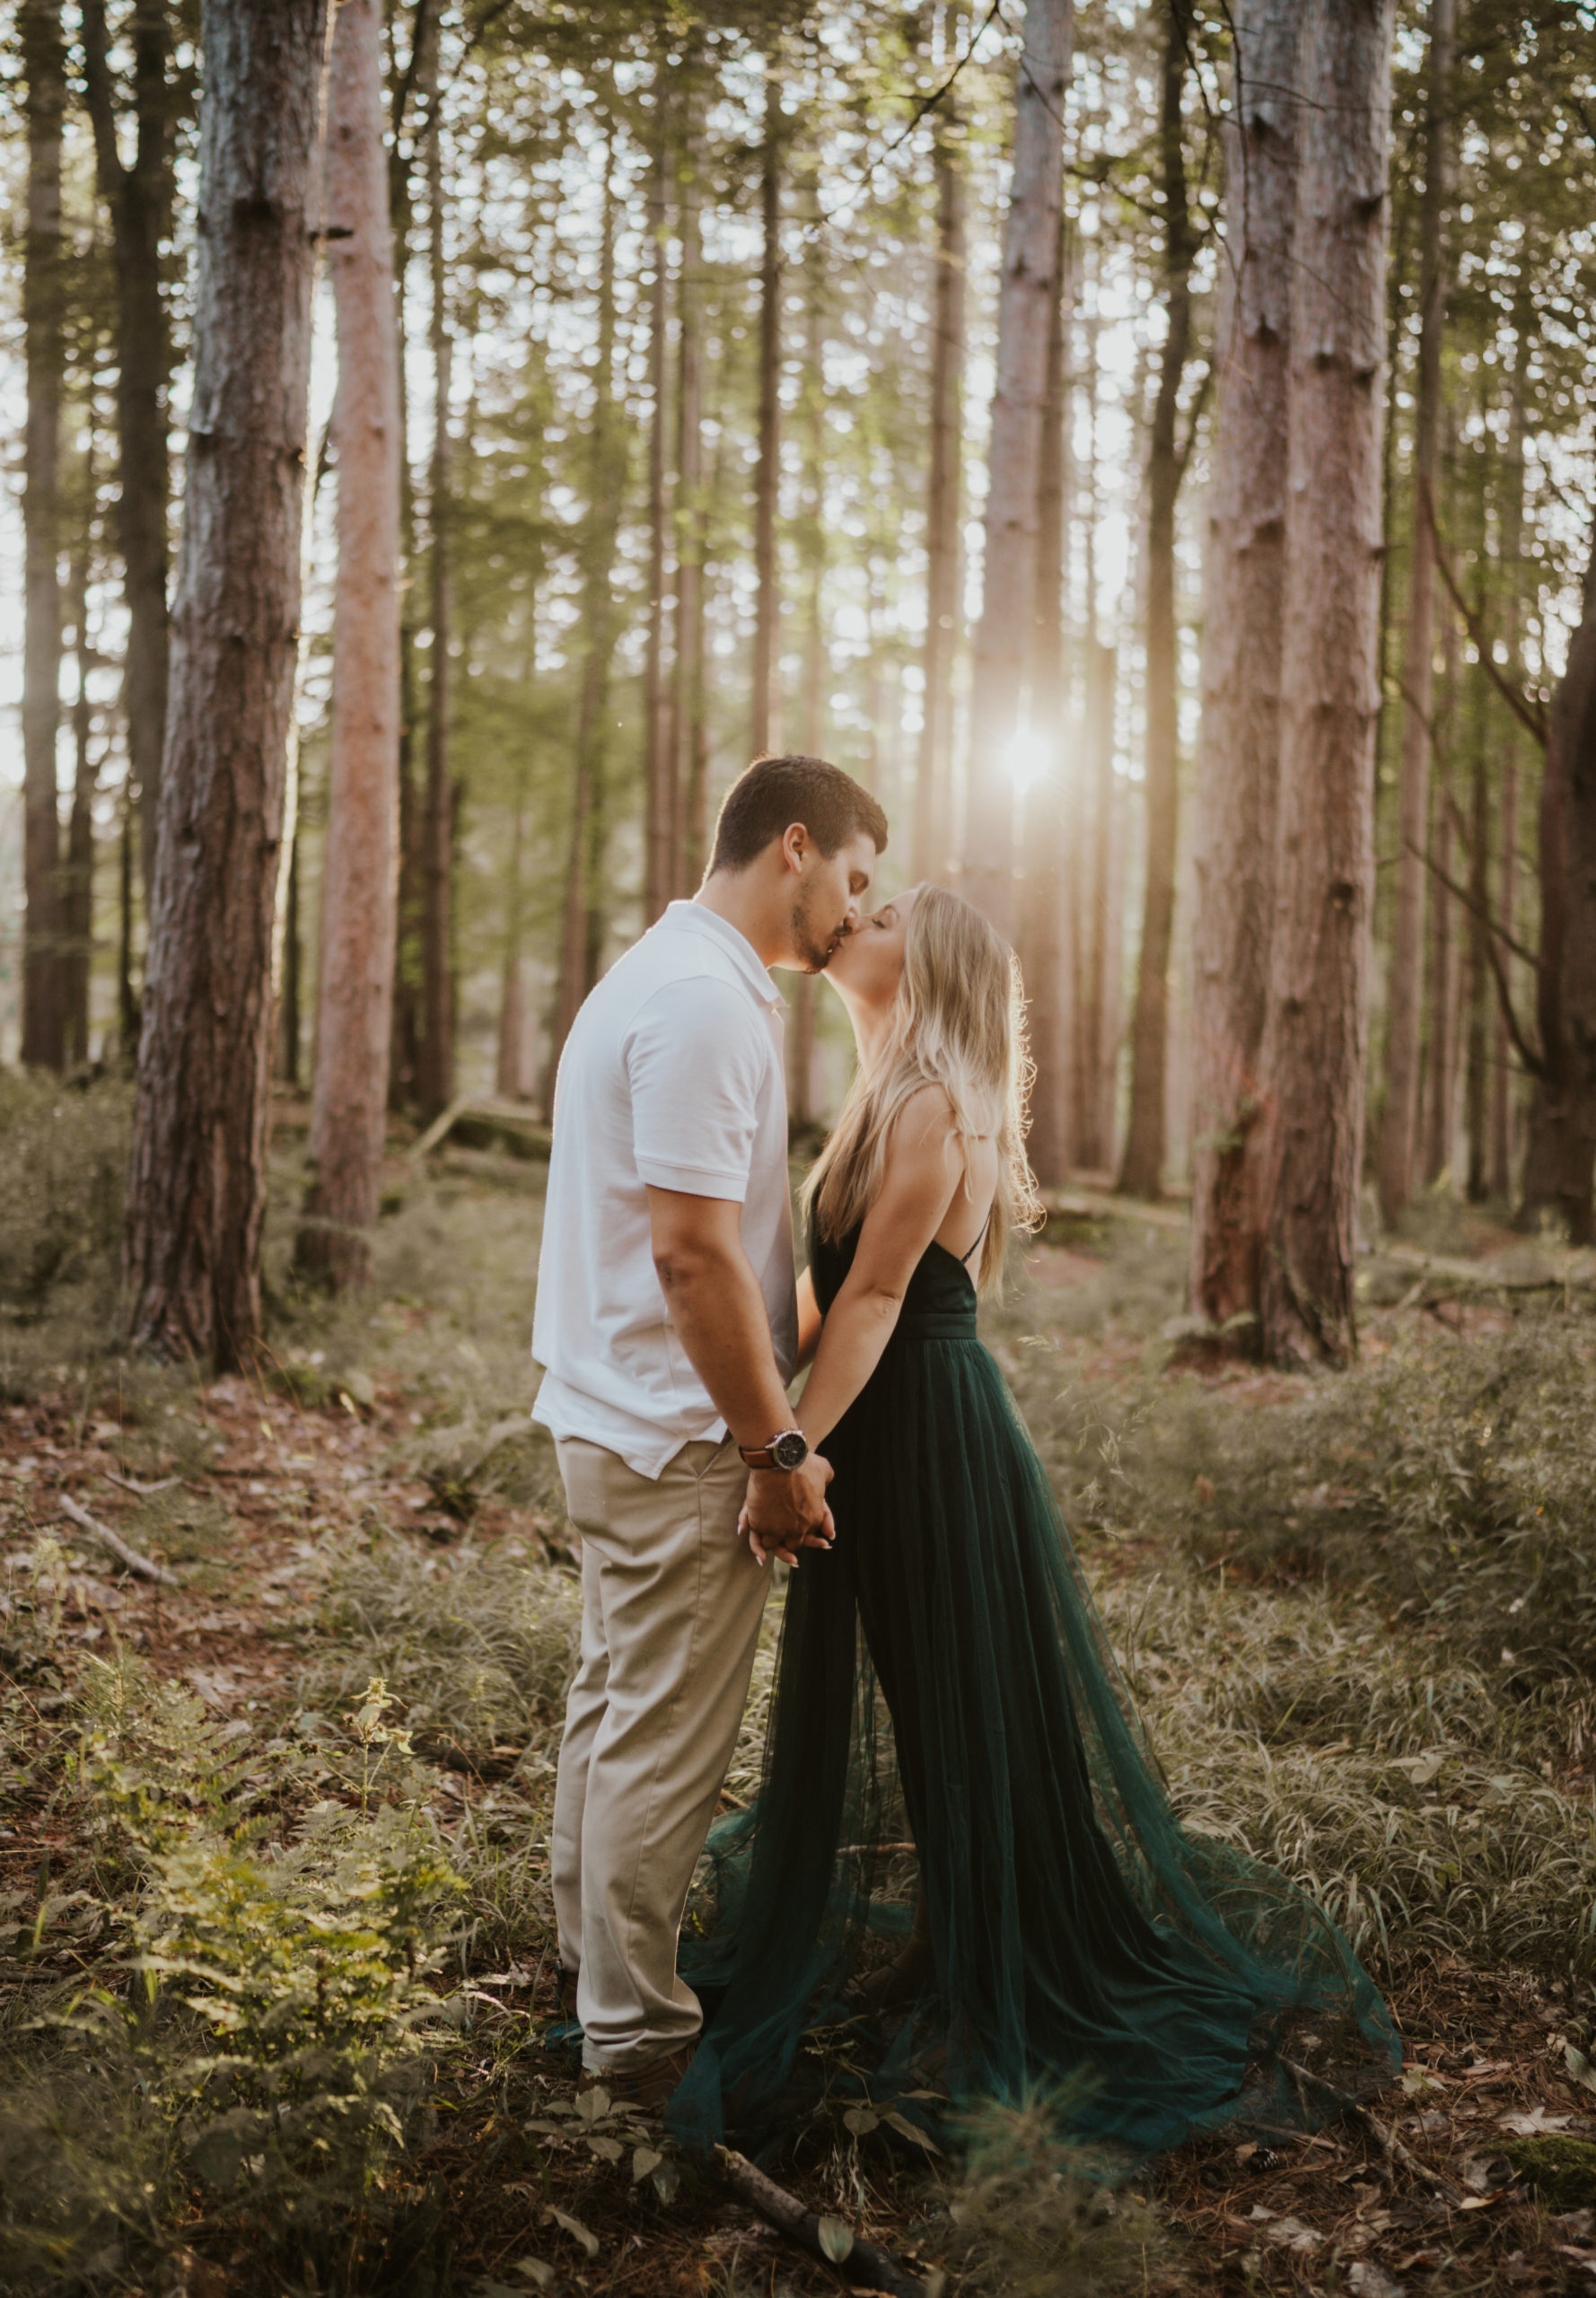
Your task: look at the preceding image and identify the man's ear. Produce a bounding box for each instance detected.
[779,824,808,875]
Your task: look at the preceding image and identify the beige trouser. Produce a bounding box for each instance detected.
[550,1433,769,2074]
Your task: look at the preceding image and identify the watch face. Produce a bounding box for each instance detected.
[769,1430,809,1471]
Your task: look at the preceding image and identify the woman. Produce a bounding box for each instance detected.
[673,886,1398,2159]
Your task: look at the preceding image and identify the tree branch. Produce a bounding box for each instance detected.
[1424,476,1548,749]
[1407,836,1543,1076]
[78,0,127,201]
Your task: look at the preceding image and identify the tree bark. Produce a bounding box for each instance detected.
[297,0,401,1291]
[278,822,301,1087]
[65,494,97,1067]
[124,0,329,1368]
[1249,0,1394,1366]
[548,136,626,1092]
[1520,532,1596,1238]
[81,0,175,928]
[751,61,783,759]
[1465,657,1490,1200]
[1422,611,1457,1184]
[1188,0,1302,1330]
[1492,282,1531,1199]
[1118,3,1195,1198]
[386,8,429,1110]
[962,0,1070,938]
[417,21,452,1118]
[496,765,531,1099]
[789,189,828,1130]
[21,0,66,1072]
[672,71,708,892]
[643,118,674,922]
[1376,0,1453,1224]
[1018,209,1073,1186]
[912,9,967,889]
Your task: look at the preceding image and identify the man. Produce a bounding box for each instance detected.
[532,753,888,2107]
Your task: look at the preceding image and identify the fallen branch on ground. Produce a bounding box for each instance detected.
[58,1492,177,1585]
[100,1469,183,1496]
[714,2145,929,2294]
[1278,2057,1461,2206]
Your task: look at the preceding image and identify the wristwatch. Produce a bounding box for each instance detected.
[739,1428,810,1472]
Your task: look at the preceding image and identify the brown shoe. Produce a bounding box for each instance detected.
[578,2041,697,2113]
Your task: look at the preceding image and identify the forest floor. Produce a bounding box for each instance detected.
[4,1083,1596,2295]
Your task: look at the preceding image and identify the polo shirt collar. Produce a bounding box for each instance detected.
[662,899,785,1009]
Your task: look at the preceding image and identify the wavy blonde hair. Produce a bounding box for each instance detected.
[802,883,1044,1293]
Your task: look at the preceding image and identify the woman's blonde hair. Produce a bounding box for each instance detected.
[802,883,1044,1293]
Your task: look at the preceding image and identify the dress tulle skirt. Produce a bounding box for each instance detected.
[672,1229,1399,2162]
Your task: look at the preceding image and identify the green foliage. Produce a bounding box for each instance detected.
[1501,2133,1596,2207]
[0,1074,129,1320]
[934,2090,1164,2297]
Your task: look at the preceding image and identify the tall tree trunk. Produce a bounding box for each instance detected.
[124,0,329,1367]
[387,9,429,1110]
[912,8,967,888]
[962,0,1070,938]
[1492,282,1531,1199]
[82,0,174,928]
[417,24,452,1118]
[279,823,301,1087]
[1423,610,1457,1184]
[1249,0,1394,1366]
[1521,532,1596,1238]
[1189,0,1301,1331]
[789,189,827,1129]
[298,0,401,1290]
[1118,4,1195,1199]
[21,0,66,1072]
[1376,0,1453,1224]
[751,60,783,759]
[1465,660,1490,1200]
[496,766,530,1098]
[672,74,708,891]
[643,119,674,921]
[65,495,97,1066]
[548,138,626,1092]
[1018,209,1073,1186]
[118,773,138,1057]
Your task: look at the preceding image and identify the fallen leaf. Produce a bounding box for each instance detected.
[1261,2215,1324,2255]
[1346,2264,1406,2298]
[817,2216,855,2266]
[1568,2045,1596,2099]
[1500,2106,1572,2136]
[544,2206,599,2259]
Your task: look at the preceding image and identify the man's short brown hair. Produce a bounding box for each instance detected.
[709,755,889,875]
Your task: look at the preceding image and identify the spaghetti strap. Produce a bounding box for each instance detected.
[957,1203,995,1267]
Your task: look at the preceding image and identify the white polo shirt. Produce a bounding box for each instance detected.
[531,901,798,1478]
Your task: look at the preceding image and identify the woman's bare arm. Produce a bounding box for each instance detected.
[794,1265,823,1369]
[795,1086,960,1452]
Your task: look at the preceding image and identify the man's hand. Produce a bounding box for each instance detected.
[741,1454,835,1567]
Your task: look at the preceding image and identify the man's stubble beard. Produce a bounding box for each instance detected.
[791,884,842,975]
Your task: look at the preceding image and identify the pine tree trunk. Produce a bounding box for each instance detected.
[1521,532,1596,1239]
[1492,285,1531,1199]
[672,75,708,891]
[124,0,329,1367]
[279,823,301,1087]
[65,509,97,1066]
[21,0,66,1072]
[1423,666,1455,1185]
[1118,4,1194,1199]
[643,123,674,921]
[1018,211,1073,1187]
[82,0,174,926]
[788,207,827,1129]
[912,17,967,888]
[416,36,453,1118]
[752,63,782,759]
[1465,675,1490,1201]
[1188,0,1302,1334]
[1249,0,1394,1366]
[298,0,401,1291]
[548,142,626,1092]
[387,32,425,1110]
[496,769,530,1099]
[962,0,1070,938]
[1376,0,1453,1224]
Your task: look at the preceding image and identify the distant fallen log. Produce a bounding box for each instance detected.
[1380,1242,1596,1300]
[1039,1185,1187,1236]
[408,1096,552,1165]
[59,1492,177,1585]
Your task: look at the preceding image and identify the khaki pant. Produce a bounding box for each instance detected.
[551,1434,768,2073]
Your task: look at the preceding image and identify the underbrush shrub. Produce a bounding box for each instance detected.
[0,1073,129,1318]
[934,2090,1164,2296]
[1166,1315,1596,1719]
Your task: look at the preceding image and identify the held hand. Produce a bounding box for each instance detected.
[741,1454,835,1567]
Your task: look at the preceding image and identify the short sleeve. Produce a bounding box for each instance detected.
[626,977,770,1201]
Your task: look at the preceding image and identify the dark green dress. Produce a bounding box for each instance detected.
[672,1224,1399,2160]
